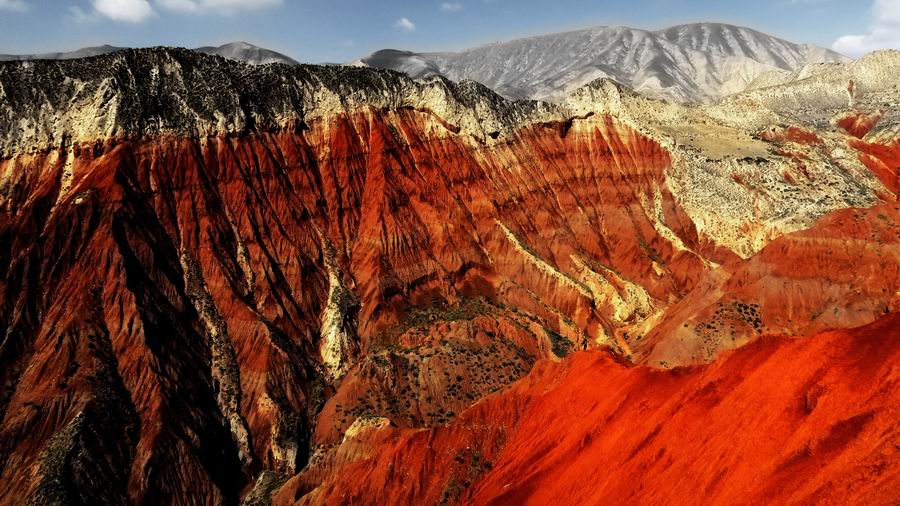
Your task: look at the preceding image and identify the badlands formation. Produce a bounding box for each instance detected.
[0,47,897,504]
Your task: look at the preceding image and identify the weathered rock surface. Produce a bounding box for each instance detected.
[0,47,898,504]
[281,313,900,505]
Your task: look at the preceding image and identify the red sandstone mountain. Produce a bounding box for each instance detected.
[0,48,897,504]
[278,313,900,505]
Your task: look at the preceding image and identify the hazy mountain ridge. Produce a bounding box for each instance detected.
[0,44,125,61]
[360,22,850,103]
[0,41,297,66]
[193,41,299,65]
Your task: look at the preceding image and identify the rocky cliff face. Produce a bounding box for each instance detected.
[0,48,897,504]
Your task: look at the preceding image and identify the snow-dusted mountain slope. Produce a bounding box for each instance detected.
[1,42,298,66]
[360,23,850,103]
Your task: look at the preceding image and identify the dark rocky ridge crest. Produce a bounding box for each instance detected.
[0,47,562,155]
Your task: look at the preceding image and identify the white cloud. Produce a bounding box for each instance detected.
[155,0,197,11]
[833,0,900,57]
[394,17,416,32]
[157,0,282,14]
[0,0,28,12]
[440,2,462,12]
[92,0,154,22]
[340,38,355,47]
[69,5,100,23]
[81,0,282,23]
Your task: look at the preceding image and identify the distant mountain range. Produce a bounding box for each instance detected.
[0,44,124,61]
[193,42,299,65]
[0,42,298,66]
[357,23,850,103]
[0,24,849,103]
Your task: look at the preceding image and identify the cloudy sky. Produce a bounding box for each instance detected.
[0,0,896,62]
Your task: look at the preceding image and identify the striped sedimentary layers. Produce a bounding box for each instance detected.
[0,48,897,504]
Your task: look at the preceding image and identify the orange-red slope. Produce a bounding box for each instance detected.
[639,201,900,366]
[0,110,718,502]
[852,138,900,194]
[837,111,883,139]
[284,313,900,505]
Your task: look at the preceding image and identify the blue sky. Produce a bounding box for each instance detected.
[0,0,896,61]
